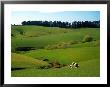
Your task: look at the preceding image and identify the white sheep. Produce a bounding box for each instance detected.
[69,62,79,68]
[69,64,73,68]
[74,63,79,68]
[72,62,75,65]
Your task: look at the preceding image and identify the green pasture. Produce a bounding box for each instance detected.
[11,25,100,77]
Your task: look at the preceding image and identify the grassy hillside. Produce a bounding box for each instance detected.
[11,26,99,51]
[12,58,100,77]
[24,47,99,65]
[11,53,50,69]
[11,25,100,77]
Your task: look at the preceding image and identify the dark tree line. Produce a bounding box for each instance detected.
[21,20,100,28]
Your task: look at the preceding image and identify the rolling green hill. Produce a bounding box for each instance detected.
[11,25,100,77]
[11,53,50,69]
[11,26,99,51]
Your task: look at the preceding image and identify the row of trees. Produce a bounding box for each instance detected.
[21,20,100,28]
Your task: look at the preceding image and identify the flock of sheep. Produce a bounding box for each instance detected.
[69,62,79,68]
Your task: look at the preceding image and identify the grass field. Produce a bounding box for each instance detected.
[11,25,100,77]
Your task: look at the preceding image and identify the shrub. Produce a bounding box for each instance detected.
[56,43,66,49]
[68,41,78,45]
[44,42,70,50]
[44,45,56,50]
[82,35,93,43]
[49,60,61,68]
[16,28,24,35]
[39,64,52,69]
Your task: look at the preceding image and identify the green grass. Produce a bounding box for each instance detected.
[11,58,100,77]
[70,40,100,48]
[11,26,99,51]
[11,25,73,37]
[24,47,99,65]
[11,25,100,77]
[11,53,50,69]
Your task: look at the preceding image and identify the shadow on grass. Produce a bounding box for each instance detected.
[15,47,36,51]
[11,68,26,71]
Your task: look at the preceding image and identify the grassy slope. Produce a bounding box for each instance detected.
[11,58,100,77]
[24,47,100,65]
[11,26,99,50]
[11,25,100,77]
[12,53,50,69]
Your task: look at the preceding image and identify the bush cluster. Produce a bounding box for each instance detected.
[44,42,68,50]
[82,35,93,43]
[44,41,79,50]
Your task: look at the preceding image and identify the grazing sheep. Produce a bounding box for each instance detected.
[74,63,79,68]
[69,62,79,68]
[69,64,73,68]
[72,62,75,65]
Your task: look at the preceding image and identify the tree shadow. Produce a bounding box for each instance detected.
[11,68,26,71]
